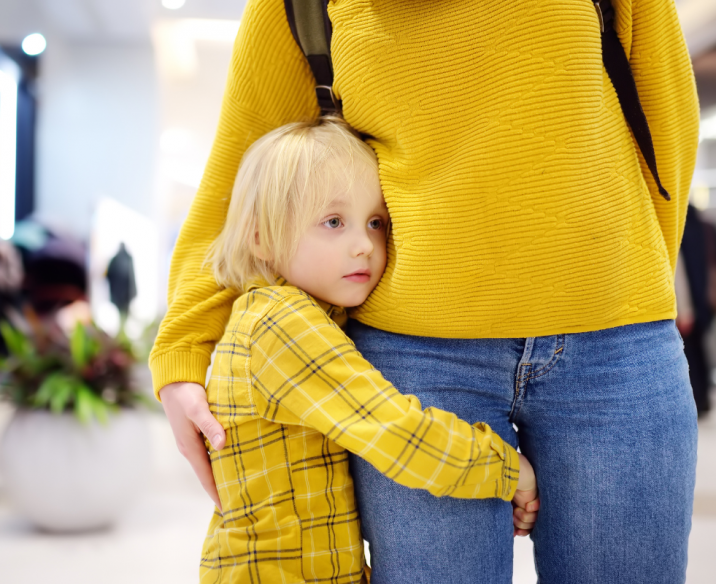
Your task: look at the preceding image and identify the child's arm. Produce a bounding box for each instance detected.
[249,295,519,501]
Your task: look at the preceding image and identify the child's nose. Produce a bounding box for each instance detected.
[351,230,374,258]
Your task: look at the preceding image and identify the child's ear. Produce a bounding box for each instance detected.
[253,230,271,262]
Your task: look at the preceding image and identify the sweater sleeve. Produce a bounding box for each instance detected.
[249,295,519,501]
[618,0,700,273]
[149,0,319,396]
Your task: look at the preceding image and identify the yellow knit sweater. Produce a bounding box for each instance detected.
[150,0,699,394]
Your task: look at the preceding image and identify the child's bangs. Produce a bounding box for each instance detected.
[298,124,378,220]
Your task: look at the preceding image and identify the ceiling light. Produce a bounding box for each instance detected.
[21,33,47,57]
[162,0,186,9]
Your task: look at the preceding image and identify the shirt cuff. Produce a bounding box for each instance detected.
[500,440,520,501]
[447,434,520,501]
[149,351,211,400]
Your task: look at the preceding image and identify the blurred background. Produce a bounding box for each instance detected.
[0,0,715,582]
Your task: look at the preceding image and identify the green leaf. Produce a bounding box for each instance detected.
[91,396,111,425]
[34,374,57,407]
[25,354,54,377]
[52,377,76,414]
[33,372,82,414]
[74,384,95,424]
[0,322,32,359]
[51,382,75,414]
[70,324,99,369]
[74,384,114,424]
[70,323,89,368]
[34,372,70,410]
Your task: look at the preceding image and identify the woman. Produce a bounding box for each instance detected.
[152,0,699,582]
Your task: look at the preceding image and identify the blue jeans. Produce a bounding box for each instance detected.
[347,319,697,584]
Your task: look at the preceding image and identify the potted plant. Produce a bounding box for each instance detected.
[0,318,152,532]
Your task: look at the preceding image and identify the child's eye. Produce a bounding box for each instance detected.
[323,217,343,229]
[368,218,384,230]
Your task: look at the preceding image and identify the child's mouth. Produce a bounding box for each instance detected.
[344,270,371,283]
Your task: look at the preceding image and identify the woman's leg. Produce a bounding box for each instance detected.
[347,321,521,584]
[515,320,697,584]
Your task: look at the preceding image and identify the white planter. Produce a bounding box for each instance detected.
[0,408,151,532]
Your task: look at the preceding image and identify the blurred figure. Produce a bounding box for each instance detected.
[676,204,713,416]
[106,243,137,336]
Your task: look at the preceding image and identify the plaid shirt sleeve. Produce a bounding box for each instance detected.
[249,292,519,501]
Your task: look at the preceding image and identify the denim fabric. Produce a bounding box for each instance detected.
[347,319,697,584]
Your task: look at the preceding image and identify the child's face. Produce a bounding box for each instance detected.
[276,165,389,307]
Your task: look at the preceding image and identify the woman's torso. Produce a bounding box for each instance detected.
[321,0,696,338]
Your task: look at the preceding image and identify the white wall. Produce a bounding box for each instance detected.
[152,26,237,308]
[25,24,236,313]
[36,40,158,236]
[155,36,234,218]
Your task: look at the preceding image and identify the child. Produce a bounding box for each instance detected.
[201,116,538,583]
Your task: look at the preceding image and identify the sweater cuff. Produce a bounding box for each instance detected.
[149,351,212,400]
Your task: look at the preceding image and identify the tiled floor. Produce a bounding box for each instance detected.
[0,407,714,583]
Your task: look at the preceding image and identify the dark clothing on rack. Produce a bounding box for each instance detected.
[106,244,137,315]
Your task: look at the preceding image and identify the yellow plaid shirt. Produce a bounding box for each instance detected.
[201,282,519,584]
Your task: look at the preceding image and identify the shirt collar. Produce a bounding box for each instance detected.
[245,276,348,329]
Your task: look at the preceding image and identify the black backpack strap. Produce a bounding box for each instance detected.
[594,0,670,201]
[284,0,341,114]
[285,0,669,199]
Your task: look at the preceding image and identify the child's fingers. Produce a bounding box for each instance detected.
[512,493,539,535]
[515,521,535,532]
[514,500,539,516]
[513,506,538,524]
[526,498,540,513]
[512,489,539,511]
[513,513,536,528]
[513,517,535,530]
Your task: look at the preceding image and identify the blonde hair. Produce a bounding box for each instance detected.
[208,116,379,289]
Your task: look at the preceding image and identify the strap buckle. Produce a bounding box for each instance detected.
[315,85,341,115]
[593,0,605,33]
[593,0,615,33]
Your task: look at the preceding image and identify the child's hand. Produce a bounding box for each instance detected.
[513,453,539,537]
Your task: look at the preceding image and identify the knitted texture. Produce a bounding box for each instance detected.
[150,0,699,394]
